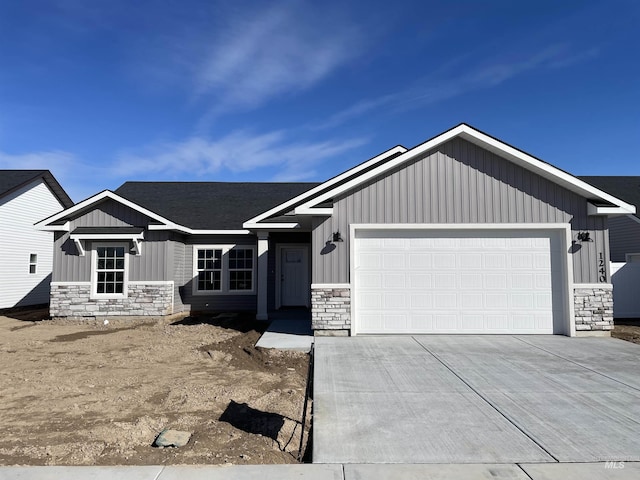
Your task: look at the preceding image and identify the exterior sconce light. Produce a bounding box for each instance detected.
[332,231,344,242]
[577,232,591,242]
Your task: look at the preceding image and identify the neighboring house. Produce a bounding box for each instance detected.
[579,176,640,318]
[36,124,635,336]
[0,170,74,309]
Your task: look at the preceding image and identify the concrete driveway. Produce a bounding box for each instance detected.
[313,335,640,464]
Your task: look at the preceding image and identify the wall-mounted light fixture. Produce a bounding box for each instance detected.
[332,231,344,242]
[577,232,591,242]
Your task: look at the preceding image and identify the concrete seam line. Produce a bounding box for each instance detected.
[517,463,536,480]
[410,336,560,463]
[513,336,640,393]
[153,466,165,480]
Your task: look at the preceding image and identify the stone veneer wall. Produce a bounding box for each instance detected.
[50,282,173,318]
[311,285,351,333]
[574,285,614,332]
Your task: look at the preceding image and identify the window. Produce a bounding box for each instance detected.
[29,254,37,274]
[627,253,640,263]
[194,245,255,294]
[196,248,222,291]
[93,245,127,296]
[229,248,253,291]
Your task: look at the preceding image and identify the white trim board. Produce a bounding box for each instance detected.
[289,124,636,217]
[36,189,253,235]
[349,223,575,337]
[242,146,407,227]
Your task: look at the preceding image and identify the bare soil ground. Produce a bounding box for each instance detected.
[0,309,311,466]
[612,319,640,345]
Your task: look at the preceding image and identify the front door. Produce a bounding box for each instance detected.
[281,246,309,307]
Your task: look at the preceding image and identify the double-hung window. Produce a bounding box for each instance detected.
[197,248,222,291]
[194,245,255,294]
[93,244,128,297]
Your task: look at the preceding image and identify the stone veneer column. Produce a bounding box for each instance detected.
[50,282,174,319]
[311,284,351,336]
[573,284,614,335]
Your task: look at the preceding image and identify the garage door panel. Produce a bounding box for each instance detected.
[383,253,406,269]
[410,294,432,308]
[408,253,432,269]
[355,229,564,335]
[408,274,432,289]
[461,273,483,289]
[383,274,405,289]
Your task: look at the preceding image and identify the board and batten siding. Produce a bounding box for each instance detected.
[608,215,640,262]
[52,200,170,282]
[0,179,65,308]
[178,235,257,312]
[313,137,608,285]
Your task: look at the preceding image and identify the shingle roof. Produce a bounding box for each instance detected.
[0,170,74,208]
[114,182,320,230]
[579,176,640,219]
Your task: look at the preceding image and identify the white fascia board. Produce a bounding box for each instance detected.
[587,204,637,216]
[293,207,333,215]
[69,233,145,241]
[147,224,251,235]
[351,222,571,232]
[34,221,70,231]
[294,126,467,208]
[183,229,251,235]
[294,124,636,216]
[34,190,181,230]
[242,145,408,227]
[243,223,300,230]
[456,128,637,215]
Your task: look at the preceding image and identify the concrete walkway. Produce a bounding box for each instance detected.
[255,316,314,352]
[1,463,639,479]
[314,335,640,464]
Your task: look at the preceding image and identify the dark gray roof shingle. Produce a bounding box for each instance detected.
[114,182,320,230]
[579,176,640,219]
[0,170,74,208]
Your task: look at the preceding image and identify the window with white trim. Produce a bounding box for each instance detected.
[196,248,222,291]
[229,248,253,291]
[29,254,37,274]
[93,245,127,296]
[194,245,255,294]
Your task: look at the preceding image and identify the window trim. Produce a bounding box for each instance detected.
[626,253,640,263]
[29,253,37,274]
[90,242,129,299]
[192,244,256,296]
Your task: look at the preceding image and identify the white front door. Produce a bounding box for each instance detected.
[281,246,309,307]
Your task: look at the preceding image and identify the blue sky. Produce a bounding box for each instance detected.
[1,0,638,202]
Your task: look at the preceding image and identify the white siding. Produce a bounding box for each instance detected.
[0,179,66,308]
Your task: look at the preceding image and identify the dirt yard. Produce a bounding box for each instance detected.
[612,319,640,345]
[0,309,311,466]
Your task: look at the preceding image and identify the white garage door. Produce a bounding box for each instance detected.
[354,229,565,334]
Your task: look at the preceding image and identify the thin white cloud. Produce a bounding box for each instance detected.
[0,149,76,172]
[189,3,363,113]
[114,130,368,181]
[318,44,600,129]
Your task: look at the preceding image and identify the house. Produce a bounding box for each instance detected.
[579,176,640,318]
[35,124,636,336]
[0,170,74,309]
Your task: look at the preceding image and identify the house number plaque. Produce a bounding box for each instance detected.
[598,252,606,283]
